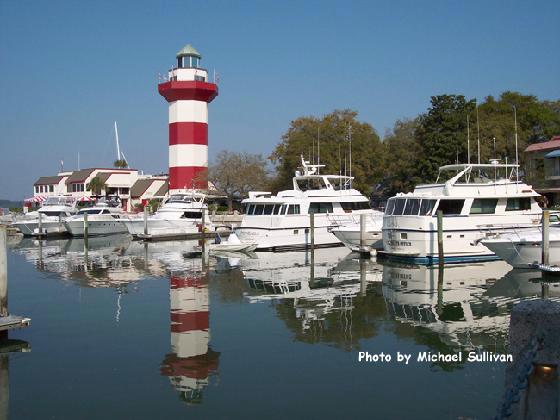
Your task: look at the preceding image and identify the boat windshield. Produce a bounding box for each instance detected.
[296,178,326,191]
[167,194,193,203]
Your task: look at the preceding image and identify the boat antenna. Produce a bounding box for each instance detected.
[493,136,497,160]
[513,105,519,185]
[115,121,121,161]
[467,114,470,164]
[348,124,352,188]
[338,144,342,189]
[318,125,321,170]
[476,103,480,165]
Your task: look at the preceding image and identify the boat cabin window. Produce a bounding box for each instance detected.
[419,199,436,216]
[245,204,254,215]
[296,178,325,191]
[385,199,395,215]
[40,211,63,217]
[393,198,406,216]
[470,198,498,214]
[273,204,281,215]
[78,209,102,215]
[254,204,265,215]
[263,205,274,215]
[101,209,111,214]
[280,204,287,215]
[340,201,371,211]
[168,195,190,203]
[182,211,202,219]
[308,202,333,214]
[287,204,300,215]
[403,199,421,215]
[436,199,465,215]
[506,197,531,211]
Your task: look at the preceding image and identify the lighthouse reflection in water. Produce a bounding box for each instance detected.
[160,268,219,405]
[6,234,560,418]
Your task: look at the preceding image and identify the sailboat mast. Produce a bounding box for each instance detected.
[115,121,121,161]
[467,114,470,164]
[513,106,519,185]
[476,103,481,165]
[317,125,320,175]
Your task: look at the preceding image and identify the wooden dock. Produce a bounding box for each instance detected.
[0,315,31,332]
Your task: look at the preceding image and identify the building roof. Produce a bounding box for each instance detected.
[65,169,96,184]
[176,44,201,59]
[96,172,114,184]
[153,181,169,198]
[34,176,63,186]
[545,150,560,158]
[131,179,155,198]
[525,136,560,153]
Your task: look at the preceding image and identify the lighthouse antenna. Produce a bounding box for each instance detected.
[114,121,121,161]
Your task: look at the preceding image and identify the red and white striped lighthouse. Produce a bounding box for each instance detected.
[158,44,218,192]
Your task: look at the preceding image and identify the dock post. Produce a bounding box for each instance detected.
[202,209,206,237]
[310,212,315,277]
[542,209,550,265]
[360,258,367,297]
[438,210,444,264]
[37,212,42,236]
[360,213,367,256]
[0,351,7,420]
[0,226,7,317]
[143,206,148,236]
[83,212,89,242]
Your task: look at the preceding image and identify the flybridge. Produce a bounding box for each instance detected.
[293,155,354,192]
[435,160,521,185]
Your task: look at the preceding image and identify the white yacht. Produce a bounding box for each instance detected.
[64,198,128,236]
[121,193,211,238]
[235,157,375,251]
[12,196,79,236]
[328,212,384,253]
[482,218,560,268]
[382,161,542,264]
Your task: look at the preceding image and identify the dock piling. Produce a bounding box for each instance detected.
[143,206,148,236]
[359,213,368,257]
[0,226,7,317]
[542,209,550,265]
[37,212,42,236]
[83,212,89,243]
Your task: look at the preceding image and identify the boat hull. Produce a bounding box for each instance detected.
[13,220,68,237]
[330,228,382,252]
[235,225,343,251]
[64,219,128,236]
[121,218,204,237]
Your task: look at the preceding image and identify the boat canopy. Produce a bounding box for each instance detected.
[436,161,520,185]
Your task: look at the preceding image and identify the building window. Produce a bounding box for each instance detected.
[470,199,498,214]
[49,185,54,193]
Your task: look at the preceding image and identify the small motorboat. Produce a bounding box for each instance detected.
[209,232,258,253]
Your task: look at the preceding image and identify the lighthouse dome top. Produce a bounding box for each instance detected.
[176,44,201,59]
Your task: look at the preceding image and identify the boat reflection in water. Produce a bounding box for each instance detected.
[239,248,384,349]
[160,267,220,405]
[382,261,560,350]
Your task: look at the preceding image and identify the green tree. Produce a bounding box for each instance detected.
[382,118,422,196]
[208,151,269,211]
[270,109,385,194]
[86,176,106,195]
[113,159,128,168]
[415,95,476,182]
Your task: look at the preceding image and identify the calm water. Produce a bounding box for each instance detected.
[2,234,559,419]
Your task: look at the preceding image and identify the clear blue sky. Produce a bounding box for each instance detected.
[1,0,559,200]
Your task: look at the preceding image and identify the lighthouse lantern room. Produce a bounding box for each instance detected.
[158,44,218,193]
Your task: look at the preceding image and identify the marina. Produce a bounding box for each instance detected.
[1,1,559,418]
[2,234,559,418]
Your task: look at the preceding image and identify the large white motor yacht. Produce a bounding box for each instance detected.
[235,156,376,251]
[121,193,211,238]
[13,196,79,236]
[382,161,542,264]
[64,198,128,236]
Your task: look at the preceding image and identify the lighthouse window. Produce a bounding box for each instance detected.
[470,198,498,214]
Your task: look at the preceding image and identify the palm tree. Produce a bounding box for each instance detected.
[114,159,128,168]
[86,176,106,195]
